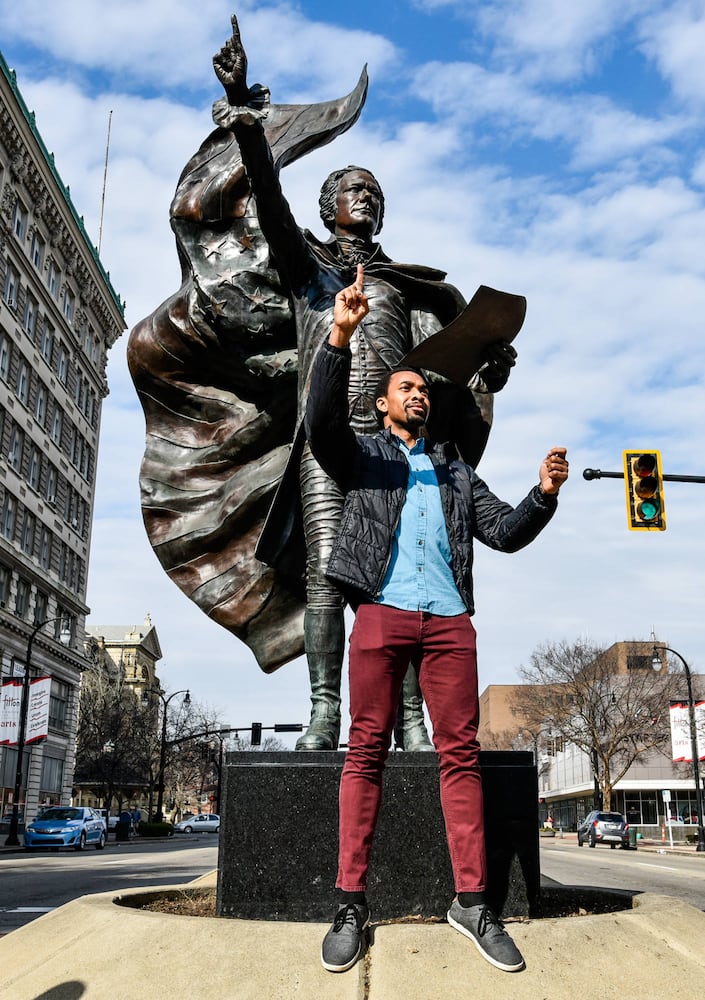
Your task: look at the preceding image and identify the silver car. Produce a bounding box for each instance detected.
[577,810,630,849]
[174,813,220,834]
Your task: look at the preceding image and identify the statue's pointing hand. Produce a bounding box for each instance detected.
[213,13,249,106]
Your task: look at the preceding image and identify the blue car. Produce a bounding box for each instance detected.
[24,806,107,851]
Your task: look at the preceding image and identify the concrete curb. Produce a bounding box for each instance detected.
[1,875,705,1000]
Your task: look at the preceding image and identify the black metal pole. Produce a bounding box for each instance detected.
[592,748,603,810]
[216,737,224,816]
[155,702,168,823]
[150,688,189,823]
[661,647,705,853]
[4,632,36,846]
[5,617,66,846]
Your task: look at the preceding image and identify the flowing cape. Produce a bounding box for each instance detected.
[127,72,368,673]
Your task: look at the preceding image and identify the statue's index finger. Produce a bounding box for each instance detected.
[230,13,243,44]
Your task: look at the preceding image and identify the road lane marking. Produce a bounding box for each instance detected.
[1,907,54,913]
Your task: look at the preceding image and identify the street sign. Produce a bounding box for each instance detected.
[662,789,671,802]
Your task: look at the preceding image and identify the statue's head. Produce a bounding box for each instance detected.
[319,165,385,237]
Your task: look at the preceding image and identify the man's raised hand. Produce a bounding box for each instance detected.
[330,265,369,348]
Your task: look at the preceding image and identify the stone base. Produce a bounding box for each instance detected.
[217,750,539,922]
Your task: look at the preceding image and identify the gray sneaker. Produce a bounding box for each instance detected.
[447,900,525,972]
[321,902,370,972]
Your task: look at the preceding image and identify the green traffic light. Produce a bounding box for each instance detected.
[637,498,660,521]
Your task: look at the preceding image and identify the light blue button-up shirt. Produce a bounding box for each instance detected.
[376,436,467,616]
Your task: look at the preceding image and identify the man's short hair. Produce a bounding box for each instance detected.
[373,365,427,427]
[319,165,385,235]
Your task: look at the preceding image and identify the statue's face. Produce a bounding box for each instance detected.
[334,170,382,239]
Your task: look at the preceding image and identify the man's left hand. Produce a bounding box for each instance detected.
[539,448,569,495]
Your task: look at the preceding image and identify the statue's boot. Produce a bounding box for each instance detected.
[296,608,344,751]
[394,664,434,751]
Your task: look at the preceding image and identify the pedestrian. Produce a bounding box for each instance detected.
[307,265,569,974]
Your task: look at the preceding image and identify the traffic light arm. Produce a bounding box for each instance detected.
[583,469,705,483]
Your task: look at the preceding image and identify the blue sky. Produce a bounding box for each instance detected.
[2,0,704,737]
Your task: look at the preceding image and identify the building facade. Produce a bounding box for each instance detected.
[72,617,163,813]
[479,641,703,839]
[0,52,125,828]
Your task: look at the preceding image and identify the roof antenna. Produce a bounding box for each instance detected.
[98,109,112,255]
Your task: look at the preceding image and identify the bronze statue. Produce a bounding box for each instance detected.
[128,14,519,750]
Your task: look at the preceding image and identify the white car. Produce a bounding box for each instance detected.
[174,813,220,833]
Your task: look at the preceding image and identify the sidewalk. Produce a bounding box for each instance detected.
[2,868,705,999]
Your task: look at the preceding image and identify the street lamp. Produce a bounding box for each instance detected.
[652,645,705,853]
[143,688,190,822]
[4,616,71,846]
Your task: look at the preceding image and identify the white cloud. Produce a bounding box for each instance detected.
[411,60,690,172]
[640,1,705,106]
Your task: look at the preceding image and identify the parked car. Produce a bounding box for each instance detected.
[96,809,119,831]
[577,810,630,849]
[173,813,220,834]
[24,807,107,851]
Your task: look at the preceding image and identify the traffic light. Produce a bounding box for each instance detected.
[250,722,262,745]
[623,450,666,531]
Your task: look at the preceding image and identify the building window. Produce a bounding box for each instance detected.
[21,512,35,556]
[62,288,75,324]
[56,343,68,384]
[1,495,16,540]
[8,424,24,471]
[22,292,37,338]
[39,527,52,570]
[27,447,41,491]
[40,753,65,790]
[31,231,45,270]
[40,320,54,364]
[15,359,29,405]
[0,562,10,607]
[15,577,30,618]
[50,406,63,446]
[33,590,49,626]
[0,333,11,381]
[47,260,59,298]
[45,463,58,504]
[2,262,19,309]
[12,198,28,241]
[34,383,47,427]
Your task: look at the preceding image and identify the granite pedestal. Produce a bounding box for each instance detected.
[217,750,539,922]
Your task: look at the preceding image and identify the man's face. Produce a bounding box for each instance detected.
[376,371,430,433]
[334,170,382,239]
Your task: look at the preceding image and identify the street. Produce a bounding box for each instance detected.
[0,834,218,935]
[540,837,705,912]
[3,834,705,940]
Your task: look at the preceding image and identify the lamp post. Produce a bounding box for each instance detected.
[652,645,705,853]
[143,688,190,822]
[4,616,71,846]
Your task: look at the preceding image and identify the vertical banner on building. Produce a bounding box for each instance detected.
[27,677,52,743]
[0,677,51,745]
[670,699,705,762]
[0,680,22,744]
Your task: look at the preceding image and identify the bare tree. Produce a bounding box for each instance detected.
[74,664,153,812]
[514,639,671,811]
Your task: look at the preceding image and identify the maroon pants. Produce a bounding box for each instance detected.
[337,603,486,894]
